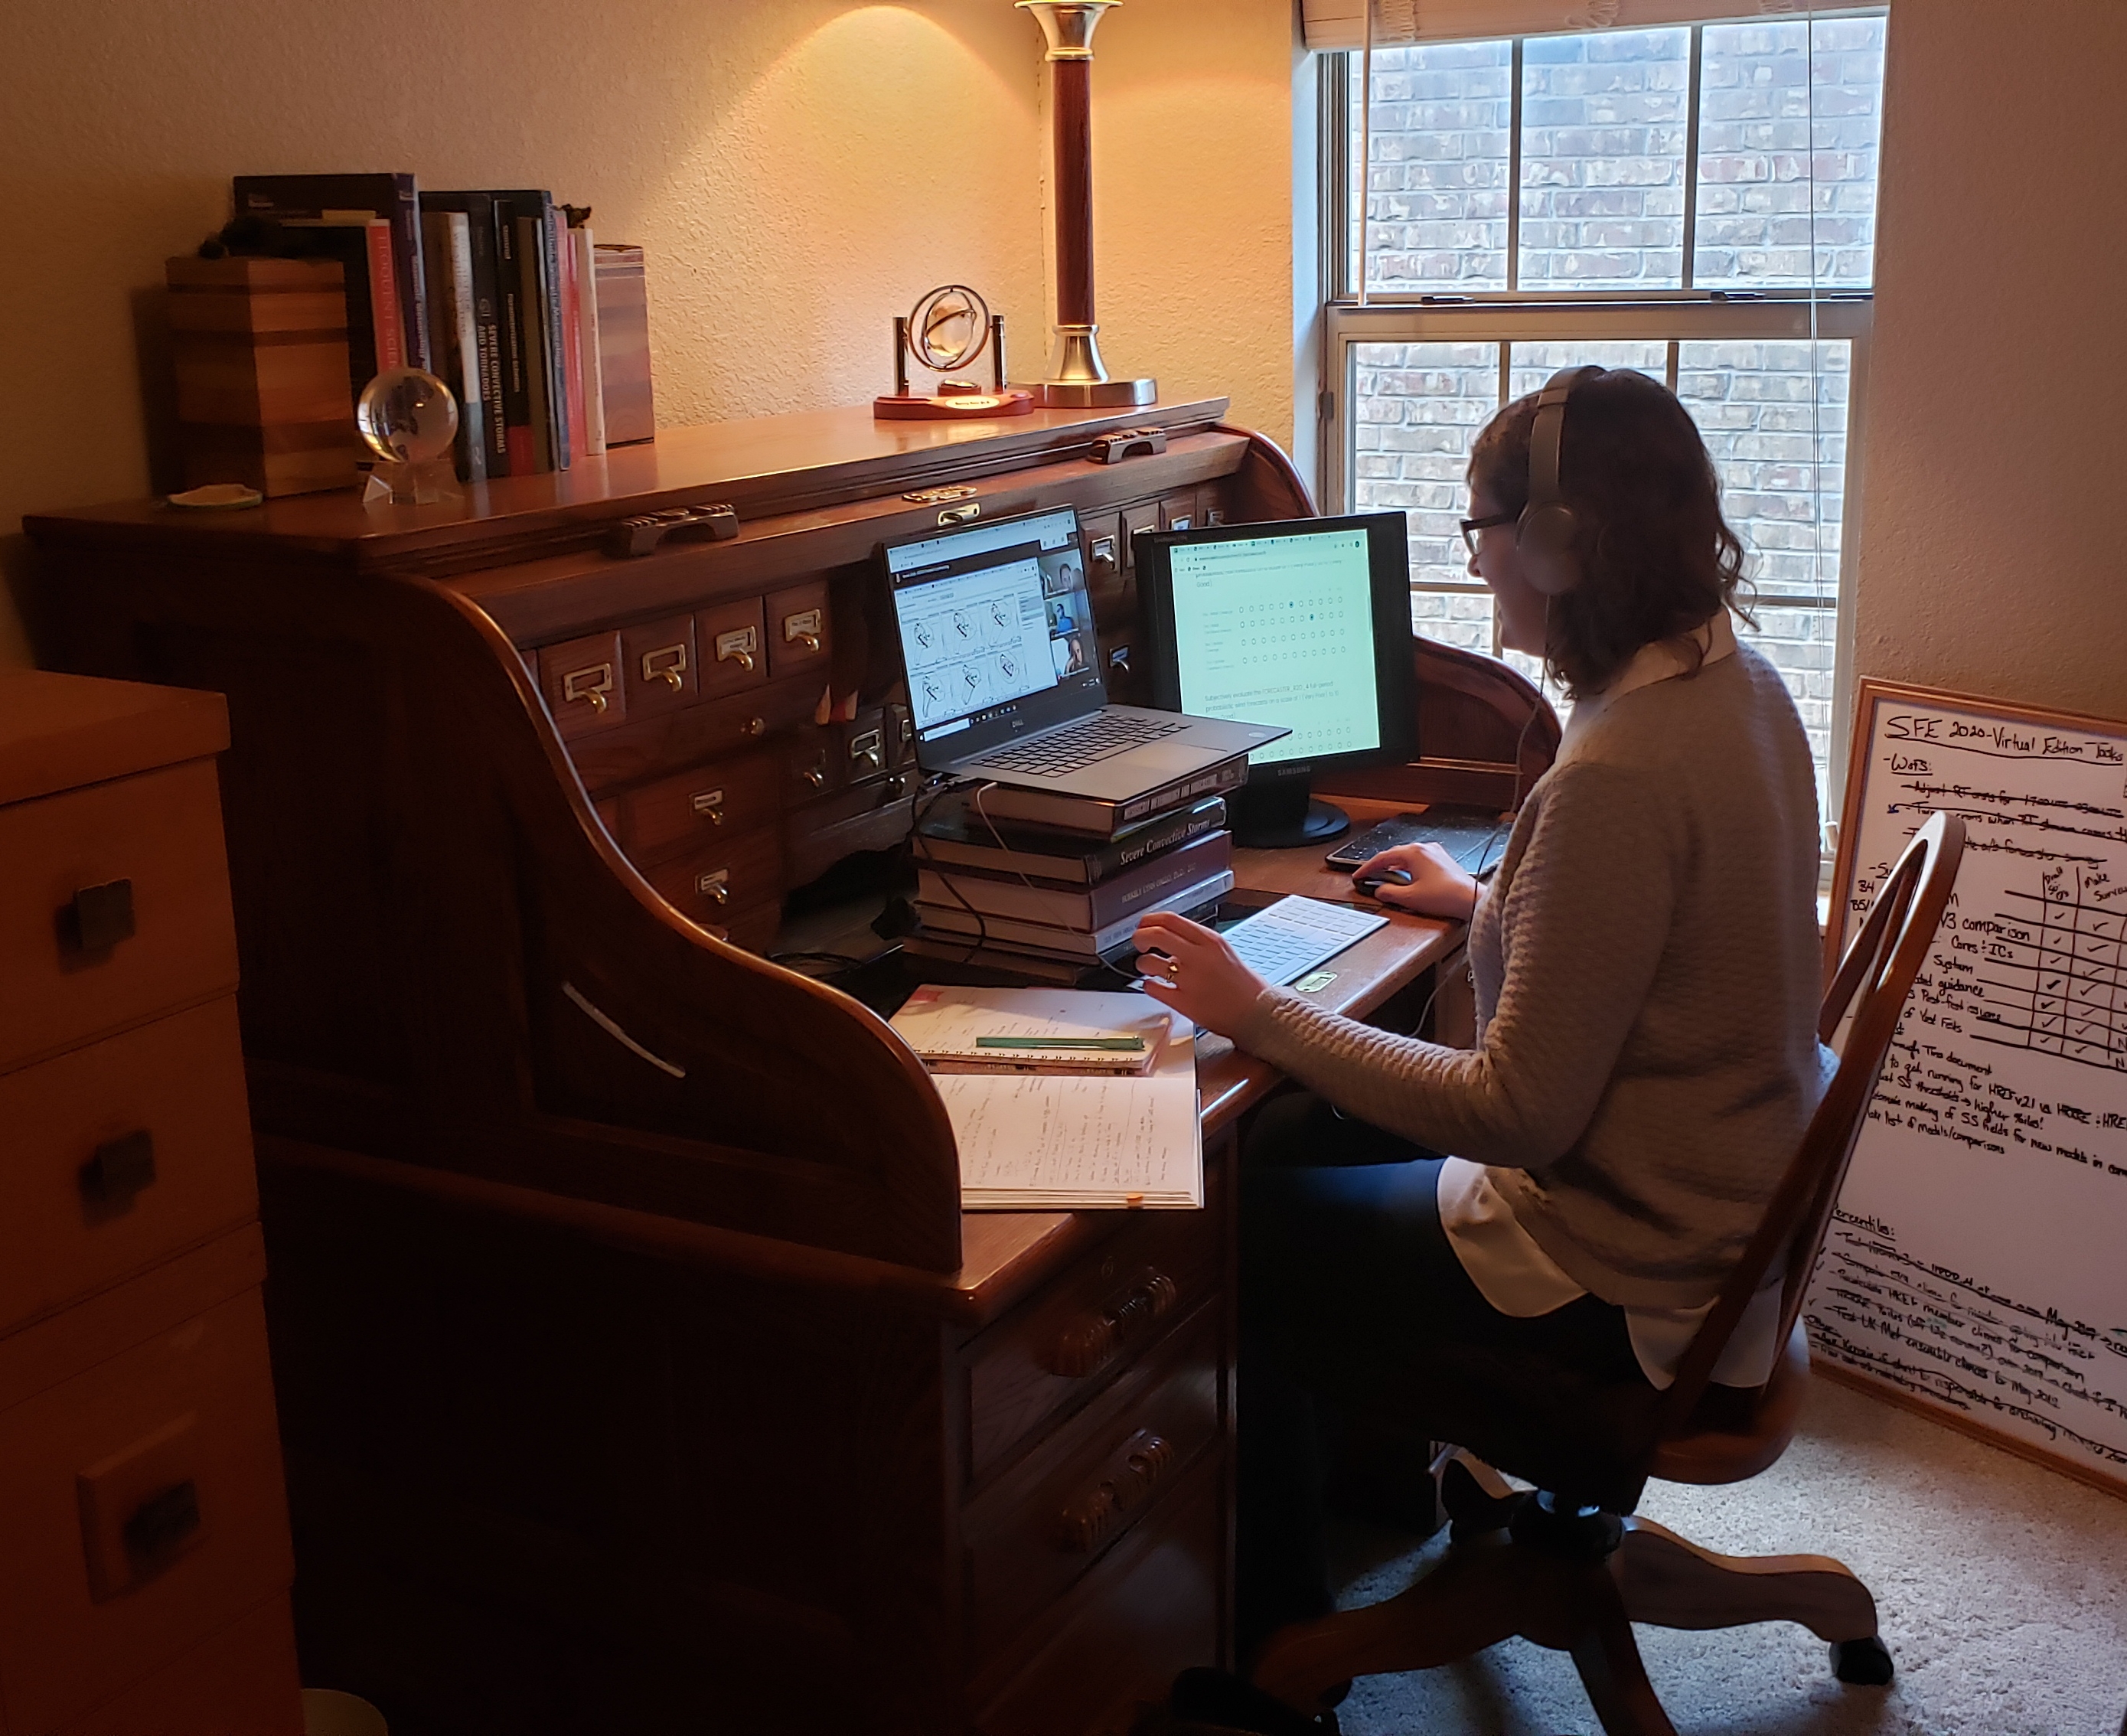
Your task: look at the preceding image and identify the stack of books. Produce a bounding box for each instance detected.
[905,784,1238,981]
[230,173,654,484]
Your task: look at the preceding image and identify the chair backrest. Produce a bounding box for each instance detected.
[1653,810,1966,1438]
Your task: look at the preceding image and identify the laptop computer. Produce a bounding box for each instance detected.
[881,506,1288,798]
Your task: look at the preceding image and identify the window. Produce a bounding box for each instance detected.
[1323,15,1887,817]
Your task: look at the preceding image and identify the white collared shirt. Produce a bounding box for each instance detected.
[1437,609,1785,1392]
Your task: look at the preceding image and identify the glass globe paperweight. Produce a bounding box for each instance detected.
[355,367,462,504]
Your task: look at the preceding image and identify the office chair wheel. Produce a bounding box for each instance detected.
[1830,1634,1894,1686]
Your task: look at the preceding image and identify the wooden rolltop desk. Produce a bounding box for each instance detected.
[28,396,1553,1736]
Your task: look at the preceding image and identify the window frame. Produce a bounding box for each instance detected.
[1315,31,1880,830]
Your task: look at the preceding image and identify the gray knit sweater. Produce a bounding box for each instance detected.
[1235,643,1834,1310]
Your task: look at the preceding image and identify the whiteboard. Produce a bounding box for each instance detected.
[1808,680,2127,1490]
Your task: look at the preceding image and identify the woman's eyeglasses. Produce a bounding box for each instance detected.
[1460,512,1517,560]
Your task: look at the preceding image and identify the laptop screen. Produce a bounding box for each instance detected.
[882,507,1102,759]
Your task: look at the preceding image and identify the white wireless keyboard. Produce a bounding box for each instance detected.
[1217,896,1388,987]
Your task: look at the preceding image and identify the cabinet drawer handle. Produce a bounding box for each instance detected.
[1048,1266,1178,1379]
[563,664,613,714]
[784,609,824,654]
[80,1130,157,1215]
[65,879,136,954]
[695,870,732,906]
[1059,1430,1174,1554]
[123,1479,202,1572]
[742,716,766,738]
[716,627,758,672]
[690,790,726,825]
[642,644,689,690]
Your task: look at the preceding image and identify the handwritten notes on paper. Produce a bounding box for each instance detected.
[937,1017,1202,1209]
[1807,684,2127,1484]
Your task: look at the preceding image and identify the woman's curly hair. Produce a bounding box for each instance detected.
[1469,368,1752,698]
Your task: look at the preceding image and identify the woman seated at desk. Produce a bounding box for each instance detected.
[1133,367,1834,1654]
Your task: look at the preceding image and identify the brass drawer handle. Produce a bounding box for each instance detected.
[563,663,613,714]
[742,716,766,738]
[1048,1266,1178,1379]
[716,627,758,673]
[641,643,689,690]
[1059,1430,1174,1554]
[848,729,883,775]
[784,608,824,653]
[804,762,830,791]
[695,870,731,906]
[691,789,725,826]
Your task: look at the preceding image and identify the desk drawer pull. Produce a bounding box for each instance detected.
[783,608,824,654]
[65,879,136,955]
[716,627,758,673]
[695,869,732,906]
[642,643,689,689]
[1058,1430,1174,1554]
[563,663,613,714]
[690,789,726,825]
[80,1130,158,1216]
[1047,1266,1177,1379]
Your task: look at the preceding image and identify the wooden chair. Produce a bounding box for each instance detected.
[1249,811,1967,1736]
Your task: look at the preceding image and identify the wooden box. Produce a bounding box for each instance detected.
[166,256,360,498]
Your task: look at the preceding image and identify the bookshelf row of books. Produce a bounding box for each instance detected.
[905,776,1242,984]
[229,173,654,484]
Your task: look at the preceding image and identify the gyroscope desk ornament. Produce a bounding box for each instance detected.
[873,284,1036,420]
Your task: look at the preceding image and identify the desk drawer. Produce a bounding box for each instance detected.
[0,997,256,1338]
[0,758,238,1075]
[963,1201,1221,1485]
[972,1456,1220,1736]
[644,828,783,932]
[618,752,782,866]
[964,1305,1219,1663]
[57,1595,302,1736]
[0,1282,293,1734]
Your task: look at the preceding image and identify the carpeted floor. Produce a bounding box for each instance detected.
[1324,1377,2127,1735]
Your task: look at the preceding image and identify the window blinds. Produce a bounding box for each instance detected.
[1300,0,1872,51]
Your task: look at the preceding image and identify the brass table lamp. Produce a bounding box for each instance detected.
[1017,1,1156,407]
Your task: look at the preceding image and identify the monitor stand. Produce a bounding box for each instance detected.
[1228,773,1350,850]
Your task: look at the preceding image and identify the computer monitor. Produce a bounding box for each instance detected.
[1135,512,1415,848]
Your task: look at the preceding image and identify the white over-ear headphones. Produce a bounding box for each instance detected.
[1519,365,1604,596]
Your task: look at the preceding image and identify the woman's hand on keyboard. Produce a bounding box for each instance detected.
[1353,842,1483,920]
[1131,912,1272,1038]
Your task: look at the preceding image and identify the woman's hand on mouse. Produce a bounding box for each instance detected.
[1353,842,1482,918]
[1131,912,1273,1038]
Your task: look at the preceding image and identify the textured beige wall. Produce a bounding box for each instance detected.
[0,0,1050,667]
[1,0,1310,674]
[1853,1,2127,723]
[1081,0,1300,454]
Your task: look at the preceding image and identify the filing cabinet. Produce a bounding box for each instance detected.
[0,670,302,1735]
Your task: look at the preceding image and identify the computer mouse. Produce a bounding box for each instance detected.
[1352,866,1414,899]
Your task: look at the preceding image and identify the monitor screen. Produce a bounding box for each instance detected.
[1137,512,1414,779]
[1162,524,1383,768]
[879,506,1100,751]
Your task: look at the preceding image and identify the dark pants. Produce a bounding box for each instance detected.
[1235,1092,1649,1659]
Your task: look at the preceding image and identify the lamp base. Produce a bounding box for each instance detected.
[1031,377,1158,408]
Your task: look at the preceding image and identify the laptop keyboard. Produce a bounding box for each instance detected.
[974,713,1187,776]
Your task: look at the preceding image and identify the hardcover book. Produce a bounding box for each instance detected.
[916,830,1234,932]
[232,174,428,373]
[915,795,1228,886]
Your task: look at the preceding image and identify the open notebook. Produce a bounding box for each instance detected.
[902,990,1202,1210]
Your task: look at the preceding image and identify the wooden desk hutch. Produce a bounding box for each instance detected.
[28,397,1545,1736]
